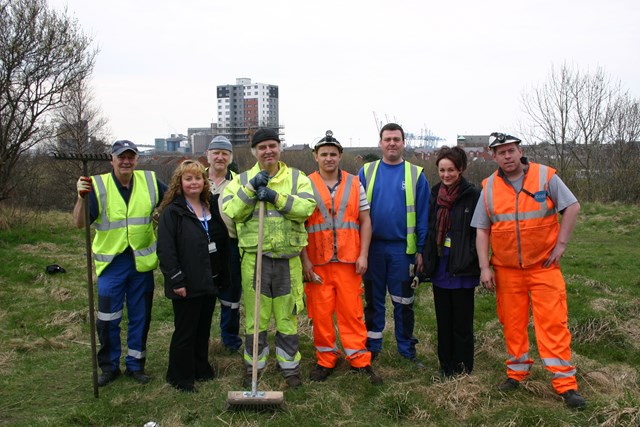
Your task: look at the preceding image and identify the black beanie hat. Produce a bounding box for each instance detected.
[251,128,281,147]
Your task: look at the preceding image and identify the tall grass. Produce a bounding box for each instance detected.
[0,203,639,426]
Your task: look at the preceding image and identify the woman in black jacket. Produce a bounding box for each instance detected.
[157,160,230,392]
[422,146,481,377]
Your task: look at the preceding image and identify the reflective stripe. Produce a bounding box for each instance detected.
[239,172,249,186]
[223,194,234,204]
[128,348,146,359]
[170,271,182,280]
[507,363,532,372]
[553,369,576,378]
[94,174,109,229]
[219,299,240,309]
[281,194,294,214]
[316,346,338,353]
[143,170,158,209]
[291,169,299,195]
[244,347,269,369]
[391,294,415,305]
[94,253,115,263]
[508,353,530,362]
[134,242,156,258]
[367,331,383,339]
[237,188,256,205]
[298,191,314,199]
[344,348,367,357]
[541,357,573,367]
[275,347,300,369]
[97,309,123,321]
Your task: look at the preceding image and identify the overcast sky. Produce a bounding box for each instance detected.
[48,0,640,149]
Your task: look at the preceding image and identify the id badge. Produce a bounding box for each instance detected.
[208,242,217,253]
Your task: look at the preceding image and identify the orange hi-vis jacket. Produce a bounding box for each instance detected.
[306,170,361,265]
[482,162,559,268]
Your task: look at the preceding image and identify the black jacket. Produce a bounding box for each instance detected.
[157,194,230,300]
[422,177,481,279]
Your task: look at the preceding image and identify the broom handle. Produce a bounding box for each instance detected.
[251,201,265,394]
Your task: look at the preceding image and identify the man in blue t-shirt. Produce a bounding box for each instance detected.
[358,123,430,368]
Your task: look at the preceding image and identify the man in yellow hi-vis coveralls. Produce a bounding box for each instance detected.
[223,128,316,389]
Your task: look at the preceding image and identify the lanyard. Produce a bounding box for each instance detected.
[185,199,209,241]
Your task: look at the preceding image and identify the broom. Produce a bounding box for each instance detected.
[226,200,284,410]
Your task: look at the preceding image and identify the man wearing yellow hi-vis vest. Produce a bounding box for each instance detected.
[358,123,430,368]
[74,140,166,388]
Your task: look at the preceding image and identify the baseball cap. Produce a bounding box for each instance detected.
[208,136,233,152]
[111,140,139,156]
[314,130,343,153]
[251,128,281,147]
[488,132,521,148]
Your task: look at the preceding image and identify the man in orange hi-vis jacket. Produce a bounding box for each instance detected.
[300,130,382,385]
[471,132,586,410]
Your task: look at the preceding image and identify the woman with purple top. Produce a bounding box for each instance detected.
[421,146,481,376]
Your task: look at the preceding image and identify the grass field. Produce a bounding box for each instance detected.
[0,202,639,426]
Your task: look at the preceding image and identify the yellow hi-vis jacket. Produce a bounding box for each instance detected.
[92,170,159,276]
[363,160,422,254]
[222,161,316,258]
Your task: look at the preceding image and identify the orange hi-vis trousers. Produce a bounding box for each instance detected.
[495,264,578,394]
[305,262,371,369]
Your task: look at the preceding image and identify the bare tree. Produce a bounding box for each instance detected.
[0,0,97,203]
[521,64,633,201]
[522,64,579,178]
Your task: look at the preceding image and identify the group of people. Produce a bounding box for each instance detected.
[73,123,586,409]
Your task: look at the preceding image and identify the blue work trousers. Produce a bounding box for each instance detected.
[96,252,154,373]
[364,240,418,358]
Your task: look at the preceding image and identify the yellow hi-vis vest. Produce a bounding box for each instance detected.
[363,160,422,255]
[92,170,159,276]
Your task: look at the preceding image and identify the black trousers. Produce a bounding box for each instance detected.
[166,294,216,390]
[432,286,475,376]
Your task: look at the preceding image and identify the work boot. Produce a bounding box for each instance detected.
[309,364,334,382]
[498,377,520,391]
[97,369,121,387]
[285,374,302,388]
[124,369,151,384]
[242,372,253,389]
[370,351,380,362]
[351,365,383,385]
[405,356,426,370]
[561,390,587,409]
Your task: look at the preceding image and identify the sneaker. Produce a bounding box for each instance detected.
[561,390,586,409]
[498,377,520,391]
[309,364,334,382]
[285,374,302,388]
[352,365,383,385]
[124,369,151,384]
[97,369,121,387]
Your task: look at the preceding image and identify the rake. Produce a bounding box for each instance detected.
[52,151,111,398]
